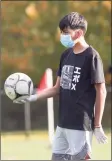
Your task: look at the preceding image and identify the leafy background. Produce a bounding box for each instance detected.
[1,1,111,86]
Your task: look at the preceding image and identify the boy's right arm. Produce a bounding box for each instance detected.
[13,77,61,103]
[36,76,61,100]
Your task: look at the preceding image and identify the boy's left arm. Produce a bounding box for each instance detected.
[94,83,107,127]
[94,83,108,144]
[91,54,108,144]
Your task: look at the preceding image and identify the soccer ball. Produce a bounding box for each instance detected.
[4,73,34,100]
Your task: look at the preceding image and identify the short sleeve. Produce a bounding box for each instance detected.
[91,55,105,84]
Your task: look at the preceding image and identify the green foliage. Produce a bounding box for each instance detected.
[1,1,111,85]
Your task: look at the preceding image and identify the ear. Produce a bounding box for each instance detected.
[74,30,83,39]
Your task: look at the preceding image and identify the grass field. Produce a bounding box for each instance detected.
[1,130,111,160]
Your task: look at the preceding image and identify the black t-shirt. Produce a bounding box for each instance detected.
[57,46,105,131]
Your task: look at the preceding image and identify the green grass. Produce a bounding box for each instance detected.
[1,130,111,160]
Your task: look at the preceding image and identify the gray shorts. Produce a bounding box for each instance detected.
[52,126,93,160]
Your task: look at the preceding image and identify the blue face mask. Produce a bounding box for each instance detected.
[60,34,75,48]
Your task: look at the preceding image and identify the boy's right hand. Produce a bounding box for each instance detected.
[13,94,38,104]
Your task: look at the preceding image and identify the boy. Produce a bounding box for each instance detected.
[14,12,107,160]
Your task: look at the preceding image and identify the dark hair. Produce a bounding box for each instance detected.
[59,12,88,34]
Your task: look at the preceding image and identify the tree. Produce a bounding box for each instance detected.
[1,1,111,85]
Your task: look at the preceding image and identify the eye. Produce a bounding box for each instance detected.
[60,30,69,35]
[64,32,69,35]
[62,31,69,35]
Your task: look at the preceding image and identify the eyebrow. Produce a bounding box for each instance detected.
[61,29,69,33]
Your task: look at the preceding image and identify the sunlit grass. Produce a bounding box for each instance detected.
[1,130,111,160]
